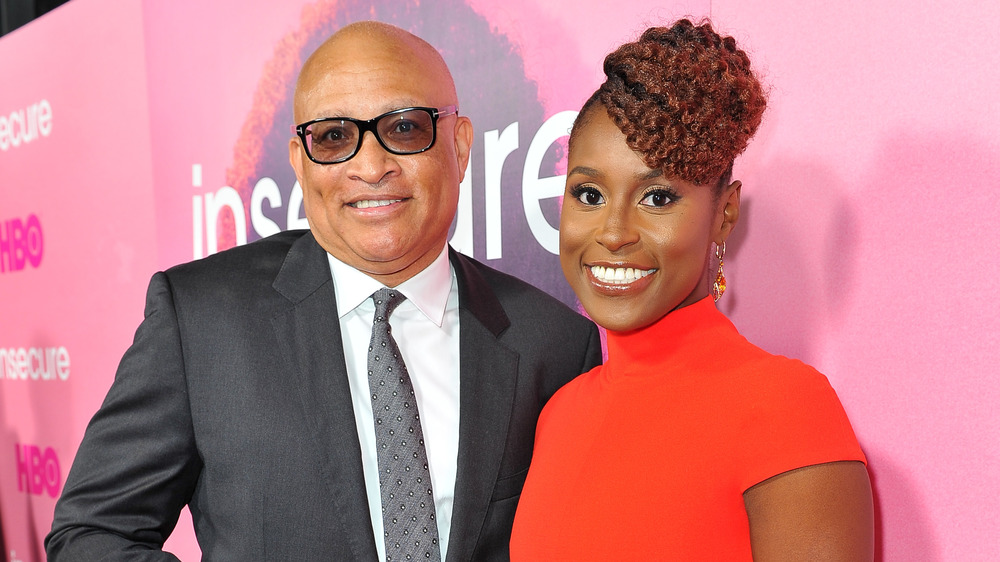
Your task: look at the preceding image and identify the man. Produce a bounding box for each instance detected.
[46,21,601,561]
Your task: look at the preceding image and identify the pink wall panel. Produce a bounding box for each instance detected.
[712,1,1000,559]
[0,0,158,559]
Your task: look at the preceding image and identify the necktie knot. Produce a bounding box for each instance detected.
[373,288,406,322]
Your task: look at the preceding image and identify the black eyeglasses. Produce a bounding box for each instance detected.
[293,105,458,164]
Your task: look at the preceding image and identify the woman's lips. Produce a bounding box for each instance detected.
[588,265,656,285]
[584,264,657,295]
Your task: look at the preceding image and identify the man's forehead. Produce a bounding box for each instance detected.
[299,38,435,91]
[296,62,435,117]
[313,45,425,78]
[294,33,453,121]
[299,96,426,121]
[312,24,430,69]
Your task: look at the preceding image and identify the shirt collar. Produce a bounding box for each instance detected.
[327,245,453,327]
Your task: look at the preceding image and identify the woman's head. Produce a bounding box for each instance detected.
[573,19,766,189]
[560,20,766,332]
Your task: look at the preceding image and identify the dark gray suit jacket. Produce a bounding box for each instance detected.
[46,230,601,561]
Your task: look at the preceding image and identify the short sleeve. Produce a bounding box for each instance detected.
[731,357,866,492]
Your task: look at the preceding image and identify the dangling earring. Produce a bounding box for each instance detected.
[712,242,727,302]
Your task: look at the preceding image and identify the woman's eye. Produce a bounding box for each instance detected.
[640,189,674,207]
[574,186,604,206]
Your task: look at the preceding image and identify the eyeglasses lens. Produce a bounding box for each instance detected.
[307,120,357,162]
[307,108,436,163]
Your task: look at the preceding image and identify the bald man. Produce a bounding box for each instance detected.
[46,21,601,562]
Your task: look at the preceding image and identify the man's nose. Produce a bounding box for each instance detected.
[345,130,401,184]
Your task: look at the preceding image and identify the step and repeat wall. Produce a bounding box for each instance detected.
[2,0,998,560]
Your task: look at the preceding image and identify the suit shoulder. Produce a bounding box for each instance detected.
[163,230,308,283]
[455,252,590,324]
[153,230,314,309]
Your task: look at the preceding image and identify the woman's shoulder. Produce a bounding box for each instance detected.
[721,349,865,490]
[710,320,834,393]
[710,340,845,426]
[741,348,830,388]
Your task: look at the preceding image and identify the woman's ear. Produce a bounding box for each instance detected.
[716,180,741,244]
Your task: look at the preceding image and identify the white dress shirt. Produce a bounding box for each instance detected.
[327,246,460,561]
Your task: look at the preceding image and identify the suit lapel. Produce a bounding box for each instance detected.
[446,249,519,561]
[268,240,520,560]
[270,232,378,560]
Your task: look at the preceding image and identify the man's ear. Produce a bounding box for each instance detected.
[453,116,474,183]
[716,180,741,244]
[289,137,306,185]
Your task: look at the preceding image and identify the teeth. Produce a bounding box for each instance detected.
[589,265,655,284]
[353,199,401,209]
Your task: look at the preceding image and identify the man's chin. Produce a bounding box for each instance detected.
[337,247,426,280]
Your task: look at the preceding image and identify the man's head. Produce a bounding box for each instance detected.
[289,21,473,287]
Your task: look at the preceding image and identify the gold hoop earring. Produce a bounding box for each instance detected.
[712,242,727,302]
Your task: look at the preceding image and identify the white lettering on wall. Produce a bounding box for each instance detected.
[0,346,70,381]
[523,110,577,255]
[483,122,520,260]
[0,99,53,152]
[250,177,283,238]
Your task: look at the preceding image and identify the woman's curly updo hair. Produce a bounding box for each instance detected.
[576,19,767,187]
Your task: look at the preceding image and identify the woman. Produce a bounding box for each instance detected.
[510,20,873,560]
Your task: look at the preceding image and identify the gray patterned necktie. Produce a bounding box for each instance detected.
[367,288,441,562]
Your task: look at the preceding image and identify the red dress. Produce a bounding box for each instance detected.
[510,296,865,560]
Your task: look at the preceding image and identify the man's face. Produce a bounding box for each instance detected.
[290,34,472,287]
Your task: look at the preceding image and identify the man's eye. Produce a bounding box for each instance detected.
[384,118,428,139]
[392,121,416,134]
[314,125,352,144]
[321,129,345,140]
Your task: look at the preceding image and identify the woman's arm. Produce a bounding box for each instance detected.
[744,460,874,561]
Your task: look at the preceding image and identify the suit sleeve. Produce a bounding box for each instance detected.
[46,272,202,561]
[580,322,603,376]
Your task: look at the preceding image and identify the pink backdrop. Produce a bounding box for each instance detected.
[1,0,997,560]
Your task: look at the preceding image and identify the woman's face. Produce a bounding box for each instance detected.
[559,107,739,332]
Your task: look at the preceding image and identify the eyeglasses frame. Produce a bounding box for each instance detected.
[293,105,459,165]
